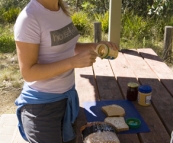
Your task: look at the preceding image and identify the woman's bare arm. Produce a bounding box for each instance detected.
[16,41,97,82]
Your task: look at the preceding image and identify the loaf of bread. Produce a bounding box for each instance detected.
[83,131,120,143]
[80,122,119,143]
[101,104,125,117]
[104,117,129,132]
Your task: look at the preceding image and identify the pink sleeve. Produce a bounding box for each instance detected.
[14,11,40,44]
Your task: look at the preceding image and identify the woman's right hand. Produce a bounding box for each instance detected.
[72,50,98,68]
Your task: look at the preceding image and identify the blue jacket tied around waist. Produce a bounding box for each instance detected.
[15,83,79,142]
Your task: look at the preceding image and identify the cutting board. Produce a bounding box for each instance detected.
[83,100,150,134]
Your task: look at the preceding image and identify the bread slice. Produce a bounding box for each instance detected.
[101,104,125,117]
[84,131,120,143]
[104,117,129,132]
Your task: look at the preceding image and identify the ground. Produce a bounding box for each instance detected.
[0,53,23,117]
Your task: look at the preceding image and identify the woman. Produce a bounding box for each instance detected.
[14,0,118,143]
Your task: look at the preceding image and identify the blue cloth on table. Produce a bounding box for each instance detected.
[83,100,150,134]
[15,83,79,142]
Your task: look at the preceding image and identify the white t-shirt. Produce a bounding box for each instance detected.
[14,0,79,93]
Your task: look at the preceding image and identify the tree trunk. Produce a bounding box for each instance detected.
[76,0,79,12]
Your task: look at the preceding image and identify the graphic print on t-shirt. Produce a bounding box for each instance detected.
[50,22,79,46]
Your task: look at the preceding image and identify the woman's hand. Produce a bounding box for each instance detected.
[97,41,119,51]
[72,50,98,68]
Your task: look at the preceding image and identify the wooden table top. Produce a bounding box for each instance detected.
[75,48,173,143]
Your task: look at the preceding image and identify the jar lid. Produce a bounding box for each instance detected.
[127,82,139,88]
[138,85,152,93]
[126,118,141,129]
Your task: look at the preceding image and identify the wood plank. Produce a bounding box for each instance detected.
[110,51,139,98]
[75,67,99,143]
[138,48,173,97]
[93,57,140,143]
[122,49,170,142]
[75,67,99,104]
[93,58,122,100]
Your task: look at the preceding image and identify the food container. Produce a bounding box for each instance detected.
[96,44,118,60]
[126,82,139,101]
[138,85,152,106]
[80,122,120,143]
[126,118,141,129]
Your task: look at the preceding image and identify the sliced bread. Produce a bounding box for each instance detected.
[101,104,125,117]
[104,117,129,132]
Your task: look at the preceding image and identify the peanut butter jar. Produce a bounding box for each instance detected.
[96,44,118,60]
[138,85,152,106]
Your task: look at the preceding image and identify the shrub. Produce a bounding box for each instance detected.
[72,11,92,35]
[0,35,16,53]
[2,7,21,23]
[121,11,151,47]
[95,11,109,33]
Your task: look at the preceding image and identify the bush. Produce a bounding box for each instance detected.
[72,11,92,35]
[0,35,16,53]
[95,11,109,33]
[2,7,21,23]
[121,12,150,44]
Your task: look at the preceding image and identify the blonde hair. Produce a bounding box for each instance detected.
[58,0,71,16]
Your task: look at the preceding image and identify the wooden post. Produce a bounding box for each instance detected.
[94,22,102,43]
[108,0,122,47]
[163,26,173,61]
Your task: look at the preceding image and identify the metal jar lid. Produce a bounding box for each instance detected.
[127,82,139,88]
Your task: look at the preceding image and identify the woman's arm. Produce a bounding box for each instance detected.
[75,43,97,54]
[16,41,97,82]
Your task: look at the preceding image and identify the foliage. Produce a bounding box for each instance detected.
[0,0,29,10]
[2,7,21,23]
[122,0,173,18]
[95,11,109,33]
[0,0,29,23]
[0,25,16,53]
[65,0,109,14]
[72,11,92,35]
[121,12,149,41]
[0,36,16,53]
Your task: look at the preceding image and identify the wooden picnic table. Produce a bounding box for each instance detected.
[75,48,173,143]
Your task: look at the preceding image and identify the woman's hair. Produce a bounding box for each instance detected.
[58,0,71,16]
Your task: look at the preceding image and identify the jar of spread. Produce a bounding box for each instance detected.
[95,44,118,60]
[138,85,152,106]
[126,82,139,101]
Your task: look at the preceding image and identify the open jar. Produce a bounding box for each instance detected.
[126,82,139,101]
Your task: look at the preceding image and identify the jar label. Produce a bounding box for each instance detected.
[145,95,151,104]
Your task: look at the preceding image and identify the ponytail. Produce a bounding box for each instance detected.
[58,0,71,16]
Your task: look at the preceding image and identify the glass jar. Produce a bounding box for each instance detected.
[126,82,139,101]
[95,44,118,60]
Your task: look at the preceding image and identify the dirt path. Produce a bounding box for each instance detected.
[0,87,21,116]
[0,53,22,117]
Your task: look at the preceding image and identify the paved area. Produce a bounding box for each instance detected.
[0,114,27,143]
